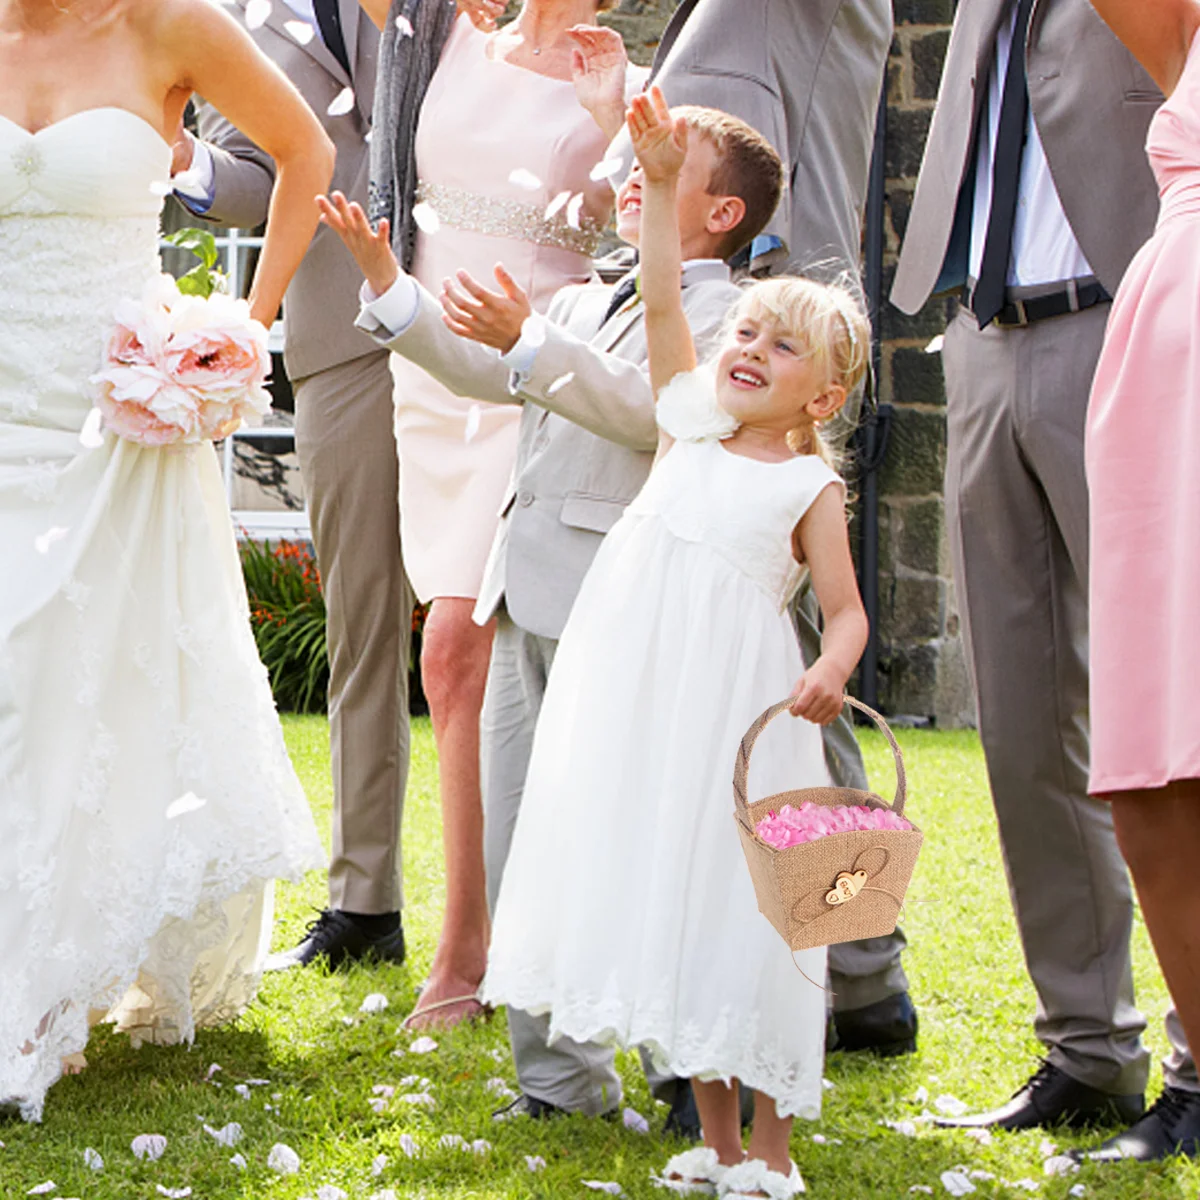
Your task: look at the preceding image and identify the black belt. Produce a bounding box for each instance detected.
[962,278,1111,328]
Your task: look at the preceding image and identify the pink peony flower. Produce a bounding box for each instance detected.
[90,275,271,447]
[755,801,912,850]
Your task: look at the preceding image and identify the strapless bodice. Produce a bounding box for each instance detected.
[1149,27,1200,226]
[0,108,169,430]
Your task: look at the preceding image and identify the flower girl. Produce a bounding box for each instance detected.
[481,87,870,1200]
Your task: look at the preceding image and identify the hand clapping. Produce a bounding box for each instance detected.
[627,86,688,183]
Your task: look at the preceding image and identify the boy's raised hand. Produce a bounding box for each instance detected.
[627,85,687,183]
[316,190,399,297]
[440,265,532,353]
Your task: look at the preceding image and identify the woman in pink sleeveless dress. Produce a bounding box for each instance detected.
[358,0,638,1027]
[1085,0,1200,1151]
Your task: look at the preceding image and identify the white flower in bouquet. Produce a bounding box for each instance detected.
[656,362,740,442]
[89,230,270,448]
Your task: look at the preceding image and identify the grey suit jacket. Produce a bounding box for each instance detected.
[611,0,892,277]
[891,0,1162,314]
[193,0,381,382]
[368,266,741,639]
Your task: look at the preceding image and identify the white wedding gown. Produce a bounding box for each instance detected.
[0,108,323,1121]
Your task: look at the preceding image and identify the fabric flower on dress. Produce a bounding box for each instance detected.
[656,364,739,442]
[90,274,270,447]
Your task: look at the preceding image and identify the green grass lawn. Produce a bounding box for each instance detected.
[4,720,1196,1199]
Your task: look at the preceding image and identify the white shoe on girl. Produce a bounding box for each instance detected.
[718,1157,805,1199]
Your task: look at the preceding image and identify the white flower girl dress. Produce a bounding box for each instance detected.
[483,370,837,1117]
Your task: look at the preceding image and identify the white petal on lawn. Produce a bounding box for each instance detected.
[399,1134,420,1159]
[933,1095,968,1117]
[155,1189,192,1199]
[408,1035,438,1054]
[327,88,356,117]
[622,1108,649,1134]
[508,168,543,191]
[368,1098,388,1114]
[230,1154,247,1170]
[471,1139,492,1156]
[1043,1156,1079,1178]
[131,1135,168,1161]
[525,1156,547,1172]
[83,1148,104,1171]
[234,1084,251,1099]
[204,1123,243,1147]
[399,1092,436,1107]
[1069,1187,1087,1198]
[27,1185,56,1196]
[268,1143,301,1174]
[284,19,315,44]
[439,1134,467,1150]
[244,0,271,29]
[939,1170,975,1197]
[316,1187,348,1200]
[582,1183,624,1195]
[359,992,389,1014]
[371,1154,388,1176]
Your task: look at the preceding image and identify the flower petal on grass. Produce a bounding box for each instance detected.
[234,1084,251,1099]
[360,993,389,1014]
[27,1184,56,1196]
[471,1139,492,1156]
[912,1085,929,1104]
[399,1092,435,1108]
[408,1036,438,1054]
[155,1189,192,1199]
[83,1148,104,1171]
[399,1134,420,1159]
[368,1098,388,1114]
[934,1095,968,1117]
[316,1187,348,1200]
[371,1154,388,1176]
[582,1182,624,1195]
[268,1143,301,1174]
[131,1134,168,1161]
[961,1128,992,1145]
[230,1154,247,1170]
[940,1170,975,1196]
[622,1107,649,1134]
[525,1155,547,1172]
[1043,1156,1079,1178]
[1069,1187,1086,1198]
[883,1119,918,1136]
[204,1123,243,1147]
[439,1134,467,1150]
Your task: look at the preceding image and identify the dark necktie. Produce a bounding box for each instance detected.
[972,0,1036,329]
[313,0,353,78]
[601,273,639,326]
[648,0,703,84]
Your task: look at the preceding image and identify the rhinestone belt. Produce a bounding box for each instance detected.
[414,180,602,256]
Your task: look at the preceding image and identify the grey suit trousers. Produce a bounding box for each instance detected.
[943,300,1194,1094]
[293,351,413,915]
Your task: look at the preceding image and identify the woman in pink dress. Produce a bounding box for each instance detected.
[358,0,637,1027]
[1085,0,1200,1155]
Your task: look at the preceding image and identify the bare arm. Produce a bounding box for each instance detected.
[627,88,696,395]
[187,99,276,231]
[156,1,335,325]
[789,486,869,724]
[1087,0,1200,94]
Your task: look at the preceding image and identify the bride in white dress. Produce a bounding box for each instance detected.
[0,0,335,1120]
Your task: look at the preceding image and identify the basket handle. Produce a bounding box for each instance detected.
[732,694,908,817]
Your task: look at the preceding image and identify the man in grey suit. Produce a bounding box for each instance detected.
[174,0,412,969]
[893,0,1199,1156]
[324,104,780,1124]
[606,0,916,1057]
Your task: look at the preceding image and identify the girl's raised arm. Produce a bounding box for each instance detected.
[154,0,335,327]
[627,88,697,396]
[1086,0,1200,95]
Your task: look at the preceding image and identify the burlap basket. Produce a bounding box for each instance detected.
[733,695,922,952]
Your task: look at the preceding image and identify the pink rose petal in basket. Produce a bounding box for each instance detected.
[754,802,912,849]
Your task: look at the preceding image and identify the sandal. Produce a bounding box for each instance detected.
[718,1158,805,1199]
[652,1147,731,1195]
[401,991,491,1031]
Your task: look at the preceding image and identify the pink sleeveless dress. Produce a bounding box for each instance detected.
[390,17,618,603]
[1086,28,1200,793]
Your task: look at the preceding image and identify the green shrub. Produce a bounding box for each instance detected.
[241,538,329,714]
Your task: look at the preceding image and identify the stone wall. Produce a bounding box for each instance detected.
[608,0,970,724]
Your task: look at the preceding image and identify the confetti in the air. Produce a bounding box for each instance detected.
[590,157,624,182]
[544,190,570,221]
[327,87,356,117]
[396,14,414,36]
[508,168,543,191]
[284,19,315,44]
[412,203,441,234]
[167,792,207,820]
[245,0,271,30]
[546,372,575,396]
[464,404,482,444]
[566,193,585,229]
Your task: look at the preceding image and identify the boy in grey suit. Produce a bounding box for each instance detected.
[176,0,412,969]
[321,105,782,1122]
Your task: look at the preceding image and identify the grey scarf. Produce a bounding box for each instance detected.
[368,0,457,271]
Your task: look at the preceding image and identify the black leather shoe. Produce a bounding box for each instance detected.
[935,1060,1145,1132]
[264,909,406,972]
[1069,1086,1200,1162]
[491,1092,567,1122]
[831,992,918,1057]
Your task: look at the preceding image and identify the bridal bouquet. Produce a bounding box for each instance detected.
[90,229,271,447]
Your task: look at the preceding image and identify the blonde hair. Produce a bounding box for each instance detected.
[723,275,871,469]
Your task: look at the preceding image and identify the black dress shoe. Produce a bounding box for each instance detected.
[935,1060,1145,1132]
[831,992,919,1057]
[1070,1086,1200,1162]
[491,1092,568,1121]
[265,909,406,972]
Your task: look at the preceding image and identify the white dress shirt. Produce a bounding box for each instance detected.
[969,5,1094,287]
